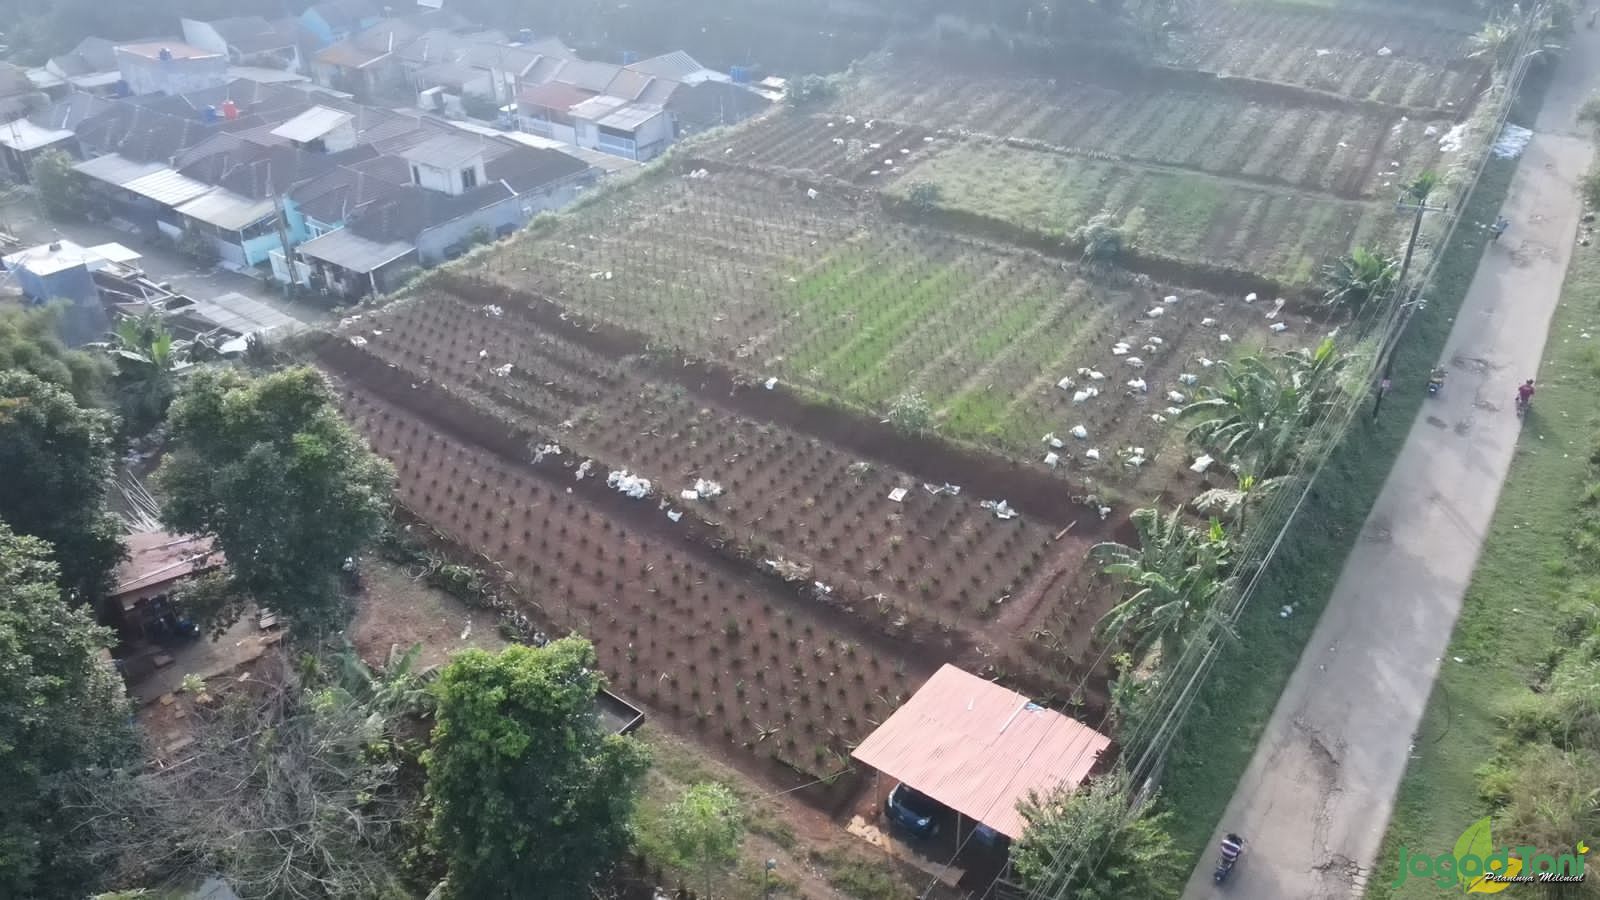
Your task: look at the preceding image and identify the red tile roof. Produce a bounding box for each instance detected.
[850,664,1111,840]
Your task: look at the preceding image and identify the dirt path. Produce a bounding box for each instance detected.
[1180,29,1600,900]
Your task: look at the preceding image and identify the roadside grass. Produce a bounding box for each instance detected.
[1157,152,1522,862]
[1364,196,1600,898]
[890,140,1392,287]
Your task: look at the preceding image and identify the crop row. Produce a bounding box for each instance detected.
[835,62,1451,198]
[336,385,934,782]
[710,114,935,183]
[889,139,1401,287]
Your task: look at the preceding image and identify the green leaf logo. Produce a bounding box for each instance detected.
[1453,817,1519,894]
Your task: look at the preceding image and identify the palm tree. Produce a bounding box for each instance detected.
[1092,508,1232,664]
[1323,246,1398,314]
[1191,472,1287,531]
[1467,19,1518,69]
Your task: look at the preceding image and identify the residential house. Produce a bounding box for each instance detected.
[298,137,591,297]
[107,531,221,638]
[625,50,730,86]
[0,64,45,120]
[173,142,354,268]
[517,81,592,143]
[114,42,230,96]
[312,20,425,98]
[0,119,79,181]
[569,95,672,161]
[300,0,384,46]
[663,79,771,136]
[41,37,124,95]
[269,105,360,153]
[180,16,302,71]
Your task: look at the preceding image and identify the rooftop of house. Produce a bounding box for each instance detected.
[113,531,221,602]
[116,41,224,62]
[551,58,625,94]
[269,104,355,142]
[399,131,500,169]
[290,154,413,224]
[484,145,590,193]
[207,16,300,54]
[306,0,382,31]
[518,81,594,113]
[625,50,724,85]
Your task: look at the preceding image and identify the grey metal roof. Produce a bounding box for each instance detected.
[176,189,276,231]
[74,153,167,187]
[596,103,664,132]
[297,226,413,273]
[270,105,354,142]
[400,132,496,168]
[568,94,627,121]
[122,168,216,206]
[0,119,75,152]
[625,50,709,82]
[553,59,623,93]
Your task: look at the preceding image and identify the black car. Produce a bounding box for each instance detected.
[884,783,941,839]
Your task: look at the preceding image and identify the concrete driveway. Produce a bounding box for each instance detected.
[1181,24,1600,900]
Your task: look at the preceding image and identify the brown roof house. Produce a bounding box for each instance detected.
[109,531,223,638]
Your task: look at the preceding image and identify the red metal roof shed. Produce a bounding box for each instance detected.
[850,664,1111,840]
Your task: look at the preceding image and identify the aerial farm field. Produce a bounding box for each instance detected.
[319,0,1499,835]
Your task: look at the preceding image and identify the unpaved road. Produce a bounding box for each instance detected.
[1181,26,1600,900]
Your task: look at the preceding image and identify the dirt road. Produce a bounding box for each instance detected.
[1180,27,1600,900]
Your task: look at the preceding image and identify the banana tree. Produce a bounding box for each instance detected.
[1093,508,1233,665]
[1322,246,1397,315]
[1182,339,1344,478]
[106,314,179,435]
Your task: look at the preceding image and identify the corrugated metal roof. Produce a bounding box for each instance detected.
[270,105,354,142]
[850,665,1110,840]
[569,94,627,121]
[113,531,220,600]
[176,188,276,231]
[625,50,708,82]
[400,131,495,168]
[298,226,413,273]
[596,103,663,132]
[74,153,167,186]
[122,168,215,206]
[519,81,592,112]
[0,119,75,152]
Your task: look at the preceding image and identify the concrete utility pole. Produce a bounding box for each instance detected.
[1371,182,1449,419]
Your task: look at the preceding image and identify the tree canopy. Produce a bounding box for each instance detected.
[1012,772,1186,900]
[0,521,138,899]
[30,149,91,221]
[666,782,745,899]
[155,367,394,634]
[424,638,650,900]
[0,305,109,407]
[0,370,125,600]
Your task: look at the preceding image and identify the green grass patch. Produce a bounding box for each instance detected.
[1157,152,1523,864]
[1365,201,1600,897]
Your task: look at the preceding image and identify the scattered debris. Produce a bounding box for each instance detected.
[1376,46,1392,56]
[981,499,1019,520]
[1438,122,1468,153]
[349,336,368,347]
[478,349,488,358]
[666,509,683,522]
[887,487,908,503]
[1270,322,1289,333]
[1491,123,1533,159]
[1071,424,1089,440]
[1178,373,1198,385]
[1112,342,1130,356]
[1072,387,1099,404]
[1127,378,1148,392]
[532,443,562,463]
[765,558,812,582]
[1146,306,1166,318]
[1245,292,1257,303]
[1043,451,1060,468]
[1163,294,1179,304]
[1167,391,1187,403]
[1084,448,1101,461]
[1267,298,1286,319]
[1219,334,1233,343]
[1056,376,1076,391]
[691,478,723,499]
[606,470,652,499]
[1201,317,1218,327]
[491,363,513,377]
[1126,356,1145,369]
[1190,454,1215,473]
[806,188,819,200]
[482,304,504,317]
[922,482,961,496]
[1043,433,1065,449]
[764,377,778,390]
[575,460,593,480]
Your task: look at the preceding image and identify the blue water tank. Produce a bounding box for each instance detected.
[621,50,637,65]
[517,27,533,44]
[158,47,173,62]
[113,79,131,97]
[730,65,751,84]
[202,105,219,122]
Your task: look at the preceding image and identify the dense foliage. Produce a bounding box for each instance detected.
[1013,772,1186,900]
[0,522,138,900]
[665,783,745,899]
[30,150,91,220]
[424,639,650,899]
[156,366,395,634]
[0,306,109,407]
[0,370,125,600]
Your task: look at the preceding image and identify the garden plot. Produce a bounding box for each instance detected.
[1168,1,1486,111]
[488,169,1298,478]
[346,292,1100,656]
[835,59,1454,199]
[336,384,936,786]
[887,139,1402,288]
[710,113,935,183]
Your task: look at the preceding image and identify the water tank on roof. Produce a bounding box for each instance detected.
[517,28,533,44]
[202,105,219,123]
[113,79,130,97]
[221,99,239,120]
[621,50,637,65]
[158,47,173,62]
[730,65,751,84]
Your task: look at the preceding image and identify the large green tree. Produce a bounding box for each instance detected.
[0,305,109,407]
[0,522,138,899]
[425,638,650,900]
[30,149,90,221]
[1092,508,1232,664]
[156,367,394,634]
[103,312,180,438]
[0,370,124,600]
[1181,338,1346,479]
[1012,772,1185,900]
